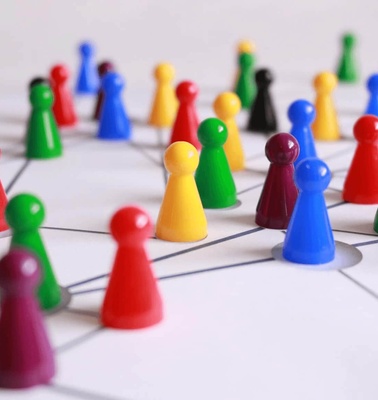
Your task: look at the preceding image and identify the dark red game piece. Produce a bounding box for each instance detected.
[29,77,49,91]
[50,64,77,127]
[101,206,163,329]
[343,115,378,203]
[255,133,299,229]
[169,81,201,150]
[93,61,115,120]
[0,249,55,389]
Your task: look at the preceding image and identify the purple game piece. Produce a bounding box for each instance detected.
[0,249,55,389]
[255,133,299,229]
[93,61,115,120]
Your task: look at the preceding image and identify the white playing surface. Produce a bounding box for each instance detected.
[1,72,378,400]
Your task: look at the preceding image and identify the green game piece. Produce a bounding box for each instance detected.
[195,118,237,209]
[336,33,358,83]
[26,84,63,159]
[5,193,61,310]
[235,52,256,109]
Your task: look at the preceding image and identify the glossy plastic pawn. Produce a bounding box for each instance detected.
[5,193,61,310]
[255,133,299,229]
[195,118,237,208]
[336,33,358,83]
[26,84,63,159]
[235,52,256,109]
[93,61,115,120]
[343,115,378,203]
[50,64,77,127]
[169,81,200,149]
[97,72,132,140]
[364,74,378,116]
[156,141,207,242]
[75,41,100,94]
[101,206,163,329]
[283,158,335,264]
[0,249,55,388]
[288,99,317,167]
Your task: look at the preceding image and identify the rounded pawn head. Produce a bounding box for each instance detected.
[154,63,175,82]
[110,206,152,246]
[255,68,273,87]
[295,157,331,192]
[367,74,378,94]
[98,61,115,77]
[79,41,94,57]
[265,132,299,165]
[176,81,198,103]
[239,52,252,69]
[313,72,338,94]
[5,193,45,232]
[342,32,356,48]
[237,39,256,54]
[164,141,199,175]
[213,92,241,120]
[0,249,40,294]
[288,99,316,125]
[353,114,378,144]
[29,77,49,91]
[102,72,124,94]
[29,84,54,109]
[50,64,69,84]
[197,117,228,148]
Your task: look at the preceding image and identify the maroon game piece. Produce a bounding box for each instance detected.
[0,249,55,389]
[50,64,77,127]
[255,133,299,229]
[101,206,163,329]
[169,81,201,150]
[93,61,115,120]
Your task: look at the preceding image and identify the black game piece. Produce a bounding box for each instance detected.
[246,68,278,134]
[29,77,49,91]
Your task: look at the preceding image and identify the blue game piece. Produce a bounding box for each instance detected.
[282,157,335,264]
[75,42,100,95]
[97,72,132,141]
[364,74,378,116]
[288,100,317,167]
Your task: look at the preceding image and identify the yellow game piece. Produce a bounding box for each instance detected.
[148,63,178,128]
[156,142,207,242]
[213,92,245,171]
[237,39,256,55]
[312,72,340,141]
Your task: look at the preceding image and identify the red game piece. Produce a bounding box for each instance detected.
[343,115,378,203]
[0,249,55,389]
[255,133,299,229]
[101,206,163,329]
[169,81,201,149]
[0,150,8,232]
[50,64,77,127]
[93,61,115,120]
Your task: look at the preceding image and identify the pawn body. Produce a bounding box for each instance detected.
[195,118,237,208]
[50,64,77,127]
[343,115,378,203]
[235,52,256,109]
[312,72,340,141]
[75,41,100,94]
[283,158,335,264]
[336,33,358,83]
[156,141,207,242]
[0,250,55,388]
[93,61,115,120]
[101,206,163,329]
[255,133,299,229]
[364,74,378,116]
[97,72,132,140]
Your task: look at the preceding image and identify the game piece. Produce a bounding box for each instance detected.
[235,52,256,109]
[255,133,299,229]
[156,141,207,242]
[29,77,49,91]
[312,72,340,141]
[364,74,378,116]
[97,72,132,141]
[148,63,177,128]
[213,92,245,171]
[5,193,61,310]
[93,61,115,120]
[0,249,55,389]
[50,64,77,127]
[169,81,200,149]
[343,115,378,204]
[282,158,335,264]
[336,33,358,83]
[26,84,63,159]
[195,118,237,208]
[246,68,278,134]
[101,206,163,329]
[75,41,100,94]
[288,99,317,166]
[232,40,255,90]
